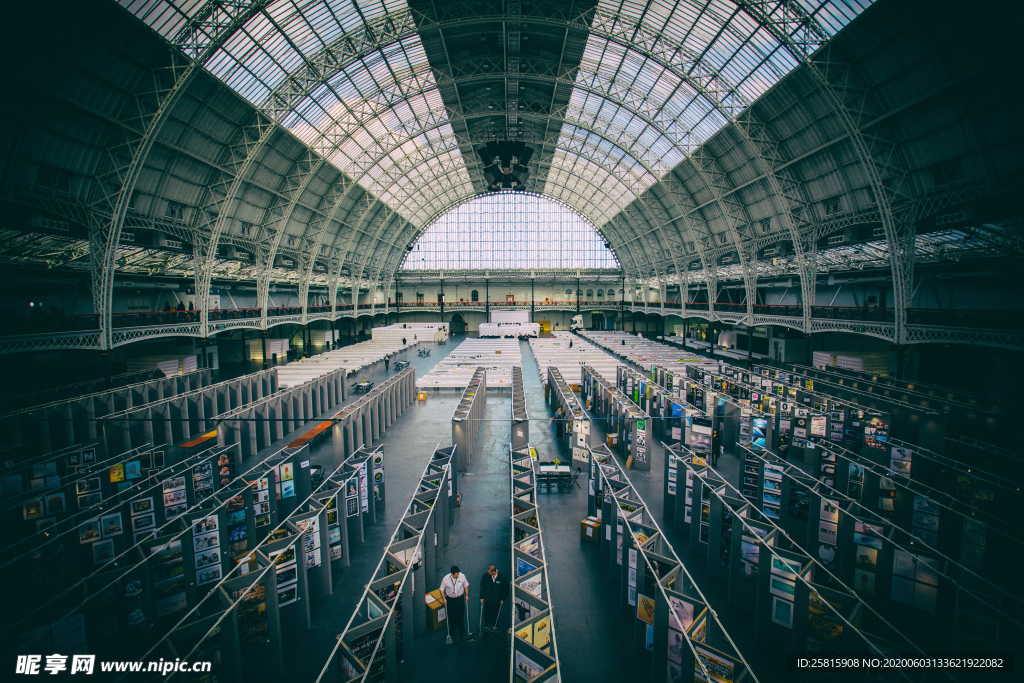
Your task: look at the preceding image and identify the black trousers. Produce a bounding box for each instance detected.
[482,599,501,626]
[447,595,466,637]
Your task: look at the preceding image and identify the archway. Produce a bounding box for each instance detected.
[449,313,467,336]
[591,311,606,331]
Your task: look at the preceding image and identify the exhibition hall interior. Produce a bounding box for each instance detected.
[1,0,1021,680]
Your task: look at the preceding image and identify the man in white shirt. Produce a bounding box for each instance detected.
[439,565,471,643]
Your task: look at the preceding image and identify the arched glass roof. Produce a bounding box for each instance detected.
[119,0,872,270]
[400,192,619,270]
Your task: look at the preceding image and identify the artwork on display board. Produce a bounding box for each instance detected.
[853,521,884,549]
[846,463,865,500]
[819,498,839,524]
[196,565,223,586]
[328,527,343,561]
[192,462,215,500]
[771,596,795,629]
[132,513,156,532]
[79,519,101,544]
[890,447,912,476]
[124,459,142,480]
[668,595,695,632]
[217,451,234,487]
[694,644,735,683]
[514,651,545,680]
[130,498,154,516]
[76,477,100,495]
[22,498,44,521]
[150,538,186,617]
[667,627,685,665]
[853,568,876,595]
[520,573,544,598]
[751,418,768,449]
[100,512,124,538]
[359,461,369,513]
[92,539,115,565]
[636,594,655,624]
[109,463,125,484]
[817,521,838,546]
[863,416,890,450]
[516,557,538,577]
[268,544,299,607]
[162,476,187,519]
[855,545,878,569]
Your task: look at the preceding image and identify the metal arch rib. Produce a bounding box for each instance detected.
[733,0,913,342]
[91,1,270,349]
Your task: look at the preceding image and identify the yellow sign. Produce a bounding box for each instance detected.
[637,594,656,624]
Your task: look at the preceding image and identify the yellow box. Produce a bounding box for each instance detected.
[417,391,428,401]
[425,589,447,631]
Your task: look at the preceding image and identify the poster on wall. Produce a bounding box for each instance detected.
[192,461,215,501]
[253,477,272,528]
[296,516,322,568]
[810,415,827,438]
[276,462,295,500]
[193,515,222,586]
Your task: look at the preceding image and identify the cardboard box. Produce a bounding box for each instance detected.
[425,589,447,631]
[580,516,600,543]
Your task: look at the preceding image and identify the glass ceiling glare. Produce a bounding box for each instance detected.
[544,0,873,225]
[120,0,473,227]
[401,192,619,271]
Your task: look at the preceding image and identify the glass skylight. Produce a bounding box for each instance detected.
[119,0,472,227]
[401,192,619,270]
[544,0,873,224]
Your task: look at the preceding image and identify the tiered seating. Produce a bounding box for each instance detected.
[417,337,521,389]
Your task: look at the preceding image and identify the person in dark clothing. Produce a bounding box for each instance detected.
[479,564,506,631]
[384,356,390,373]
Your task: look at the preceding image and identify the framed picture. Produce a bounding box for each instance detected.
[131,498,154,516]
[124,460,142,480]
[108,463,125,484]
[76,477,101,495]
[100,512,124,538]
[92,539,116,565]
[44,493,66,516]
[132,513,156,532]
[22,498,44,521]
[79,519,101,544]
[78,492,102,509]
[771,596,794,628]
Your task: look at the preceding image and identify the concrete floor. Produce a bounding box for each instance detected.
[279,336,776,680]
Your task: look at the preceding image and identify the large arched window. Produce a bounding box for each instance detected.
[401,191,619,270]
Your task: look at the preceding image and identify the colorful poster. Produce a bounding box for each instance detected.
[636,593,655,624]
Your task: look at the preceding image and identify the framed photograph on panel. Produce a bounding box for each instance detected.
[771,596,794,628]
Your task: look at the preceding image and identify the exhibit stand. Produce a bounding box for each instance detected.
[665,444,926,663]
[580,364,651,470]
[544,366,592,466]
[511,367,529,451]
[1,368,213,457]
[509,442,561,682]
[585,443,754,682]
[101,368,278,456]
[137,450,382,680]
[316,443,459,682]
[731,442,1021,655]
[452,367,487,473]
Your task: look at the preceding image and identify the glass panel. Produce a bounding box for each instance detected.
[545,0,874,222]
[401,192,619,270]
